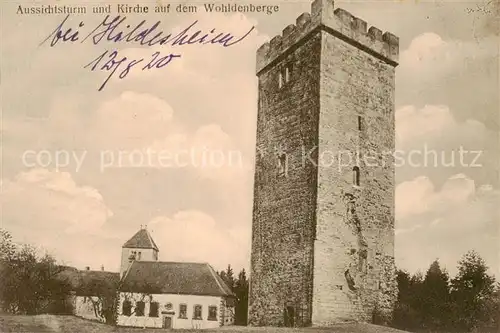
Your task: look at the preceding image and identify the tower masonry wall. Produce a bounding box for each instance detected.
[248,33,321,327]
[256,0,399,75]
[249,0,398,327]
[311,30,396,325]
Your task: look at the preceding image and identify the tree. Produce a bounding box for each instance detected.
[392,269,425,331]
[218,266,250,326]
[490,282,500,331]
[0,228,16,262]
[0,229,17,312]
[450,250,497,332]
[219,265,235,291]
[85,276,121,325]
[234,269,249,325]
[0,244,71,314]
[420,260,451,330]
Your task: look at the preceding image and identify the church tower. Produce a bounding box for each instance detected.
[120,227,159,277]
[248,0,399,327]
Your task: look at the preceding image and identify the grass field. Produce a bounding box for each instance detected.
[0,314,411,333]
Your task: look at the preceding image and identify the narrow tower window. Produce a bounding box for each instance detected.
[285,65,291,83]
[278,153,288,176]
[353,166,360,186]
[357,116,363,131]
[358,249,368,273]
[279,64,292,89]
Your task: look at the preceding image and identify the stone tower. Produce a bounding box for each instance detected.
[248,0,399,327]
[120,227,159,277]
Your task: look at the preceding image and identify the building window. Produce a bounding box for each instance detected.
[353,166,360,186]
[149,302,159,317]
[358,116,363,131]
[193,305,202,320]
[278,64,292,89]
[208,306,217,321]
[358,249,368,273]
[122,300,131,316]
[179,304,187,319]
[278,153,288,176]
[285,64,292,83]
[136,301,145,316]
[154,251,158,261]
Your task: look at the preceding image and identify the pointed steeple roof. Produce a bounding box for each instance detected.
[122,228,159,251]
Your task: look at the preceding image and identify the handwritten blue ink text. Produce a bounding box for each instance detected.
[84,50,181,91]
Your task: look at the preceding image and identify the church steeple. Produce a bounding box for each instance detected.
[122,226,159,251]
[120,227,159,277]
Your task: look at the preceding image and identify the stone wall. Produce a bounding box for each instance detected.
[311,30,396,325]
[248,32,321,327]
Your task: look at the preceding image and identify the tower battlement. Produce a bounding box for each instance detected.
[256,0,399,74]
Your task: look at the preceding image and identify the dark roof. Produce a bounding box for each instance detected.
[120,261,234,297]
[122,229,159,251]
[56,267,120,297]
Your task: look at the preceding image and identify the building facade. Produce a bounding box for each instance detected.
[249,0,399,327]
[59,228,235,329]
[116,291,234,329]
[117,229,235,329]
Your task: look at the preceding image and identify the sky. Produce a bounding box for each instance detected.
[1,0,499,278]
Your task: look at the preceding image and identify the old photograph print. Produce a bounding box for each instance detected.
[0,0,499,332]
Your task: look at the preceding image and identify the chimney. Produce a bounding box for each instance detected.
[85,266,90,271]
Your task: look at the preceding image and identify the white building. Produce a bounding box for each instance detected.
[117,228,236,329]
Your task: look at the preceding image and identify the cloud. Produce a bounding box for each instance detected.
[399,32,498,79]
[0,168,126,270]
[400,32,446,66]
[395,174,499,276]
[396,104,488,147]
[147,210,250,271]
[146,123,251,182]
[108,12,266,151]
[1,169,113,235]
[394,104,497,187]
[395,31,499,138]
[2,10,266,180]
[90,91,176,149]
[396,174,475,220]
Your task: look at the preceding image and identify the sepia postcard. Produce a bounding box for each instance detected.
[0,0,498,332]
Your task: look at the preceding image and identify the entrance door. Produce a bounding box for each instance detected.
[163,316,172,329]
[284,306,295,327]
